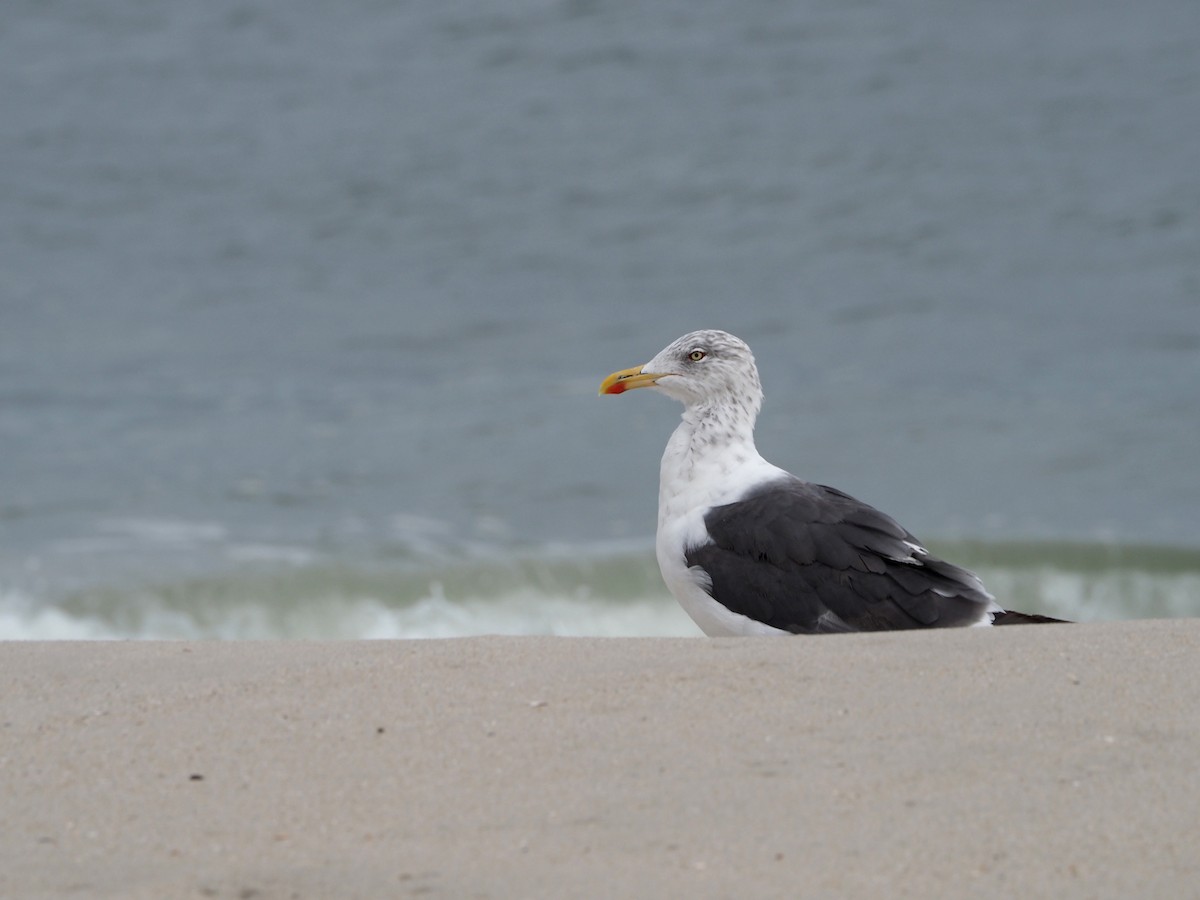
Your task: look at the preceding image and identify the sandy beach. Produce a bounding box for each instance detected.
[3,621,1198,898]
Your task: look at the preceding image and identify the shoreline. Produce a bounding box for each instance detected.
[4,620,1198,898]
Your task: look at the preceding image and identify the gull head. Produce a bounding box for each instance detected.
[599,329,763,412]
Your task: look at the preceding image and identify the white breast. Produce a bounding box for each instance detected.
[656,538,790,635]
[654,421,791,636]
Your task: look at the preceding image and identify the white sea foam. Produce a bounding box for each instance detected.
[346,585,698,639]
[981,566,1200,624]
[0,590,123,640]
[0,585,697,641]
[2,545,1197,640]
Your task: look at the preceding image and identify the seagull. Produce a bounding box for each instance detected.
[600,329,1065,635]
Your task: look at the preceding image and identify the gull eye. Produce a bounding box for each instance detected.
[688,349,707,362]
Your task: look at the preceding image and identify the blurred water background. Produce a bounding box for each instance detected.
[2,0,1198,638]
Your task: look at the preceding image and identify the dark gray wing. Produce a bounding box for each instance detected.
[683,478,994,634]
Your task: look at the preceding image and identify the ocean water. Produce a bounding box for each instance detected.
[2,0,1198,638]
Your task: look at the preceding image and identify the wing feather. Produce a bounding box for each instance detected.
[683,477,993,634]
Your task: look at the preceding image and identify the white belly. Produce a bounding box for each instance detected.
[655,518,789,637]
[654,419,794,637]
[672,575,792,637]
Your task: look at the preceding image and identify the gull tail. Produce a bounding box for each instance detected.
[992,610,1071,625]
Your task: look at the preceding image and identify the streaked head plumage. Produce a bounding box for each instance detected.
[600,329,762,412]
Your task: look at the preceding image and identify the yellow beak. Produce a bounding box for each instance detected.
[598,365,665,395]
